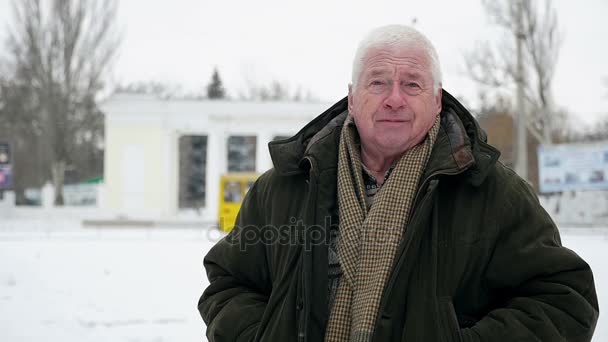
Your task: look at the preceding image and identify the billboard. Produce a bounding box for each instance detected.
[538,141,608,193]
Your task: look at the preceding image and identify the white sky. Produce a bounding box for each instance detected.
[1,0,607,125]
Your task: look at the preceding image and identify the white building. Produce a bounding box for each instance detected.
[101,94,333,223]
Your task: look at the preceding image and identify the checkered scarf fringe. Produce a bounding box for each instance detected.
[324,115,440,342]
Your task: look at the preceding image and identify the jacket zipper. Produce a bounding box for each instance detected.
[372,167,469,336]
[299,156,317,342]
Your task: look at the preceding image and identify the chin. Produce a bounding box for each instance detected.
[376,139,408,153]
[379,135,410,146]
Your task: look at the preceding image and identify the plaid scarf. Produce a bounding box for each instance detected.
[325,115,440,342]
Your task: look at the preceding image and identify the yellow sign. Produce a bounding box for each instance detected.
[218,172,259,232]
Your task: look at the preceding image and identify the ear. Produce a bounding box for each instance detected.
[348,84,354,114]
[435,87,443,115]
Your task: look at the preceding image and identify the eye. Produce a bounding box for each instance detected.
[367,79,388,94]
[402,81,423,95]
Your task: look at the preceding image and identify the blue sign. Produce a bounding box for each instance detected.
[538,141,608,193]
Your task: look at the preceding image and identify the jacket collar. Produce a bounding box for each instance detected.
[268,90,500,186]
[269,98,348,176]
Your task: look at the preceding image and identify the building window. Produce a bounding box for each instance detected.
[227,136,257,172]
[179,135,207,209]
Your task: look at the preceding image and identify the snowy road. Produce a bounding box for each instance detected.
[0,222,605,341]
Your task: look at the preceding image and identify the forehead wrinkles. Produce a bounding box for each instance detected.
[362,50,429,78]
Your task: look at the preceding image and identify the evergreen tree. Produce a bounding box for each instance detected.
[207,68,226,99]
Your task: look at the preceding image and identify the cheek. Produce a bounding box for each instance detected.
[357,96,371,111]
[353,97,373,120]
[362,96,382,118]
[412,102,436,131]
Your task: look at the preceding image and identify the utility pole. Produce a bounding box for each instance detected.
[543,97,553,146]
[514,0,528,180]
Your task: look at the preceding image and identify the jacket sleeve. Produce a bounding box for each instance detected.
[198,179,272,342]
[462,175,599,342]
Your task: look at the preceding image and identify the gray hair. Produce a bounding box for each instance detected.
[351,25,442,94]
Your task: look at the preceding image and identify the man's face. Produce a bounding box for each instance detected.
[348,45,442,157]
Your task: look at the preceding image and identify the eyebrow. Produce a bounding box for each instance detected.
[401,71,423,80]
[365,69,424,80]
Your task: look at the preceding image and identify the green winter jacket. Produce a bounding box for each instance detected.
[199,91,599,342]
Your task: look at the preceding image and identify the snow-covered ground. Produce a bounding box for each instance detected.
[0,221,222,342]
[561,231,607,341]
[0,221,605,341]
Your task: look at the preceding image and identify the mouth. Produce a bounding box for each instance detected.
[376,119,410,125]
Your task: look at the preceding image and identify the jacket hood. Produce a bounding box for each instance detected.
[268,89,500,185]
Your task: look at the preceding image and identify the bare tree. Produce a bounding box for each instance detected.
[563,114,608,143]
[240,78,318,102]
[465,0,562,144]
[2,0,120,205]
[113,81,191,100]
[269,81,289,101]
[0,75,50,204]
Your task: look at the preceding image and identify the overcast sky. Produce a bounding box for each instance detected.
[1,0,607,126]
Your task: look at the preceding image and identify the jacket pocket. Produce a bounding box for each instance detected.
[437,297,463,342]
[373,313,393,341]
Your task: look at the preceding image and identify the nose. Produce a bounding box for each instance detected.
[383,82,406,111]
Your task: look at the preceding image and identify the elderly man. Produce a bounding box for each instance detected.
[199,25,598,341]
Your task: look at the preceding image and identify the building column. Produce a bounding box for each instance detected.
[206,130,226,223]
[167,130,179,217]
[256,132,273,173]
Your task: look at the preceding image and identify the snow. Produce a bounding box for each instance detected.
[0,222,221,342]
[0,220,605,341]
[561,232,608,340]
